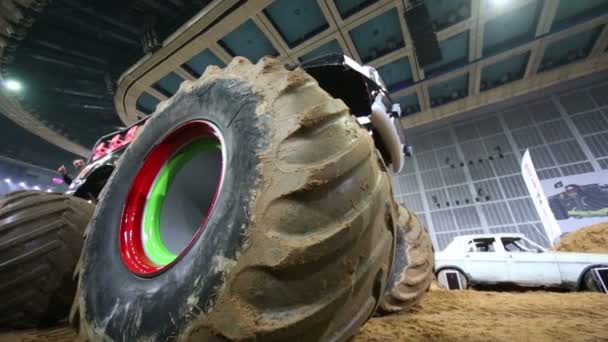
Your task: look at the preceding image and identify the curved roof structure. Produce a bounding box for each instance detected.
[116,0,608,129]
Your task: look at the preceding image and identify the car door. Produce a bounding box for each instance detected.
[503,237,561,286]
[464,238,509,284]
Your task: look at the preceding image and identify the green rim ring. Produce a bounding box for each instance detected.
[141,138,221,266]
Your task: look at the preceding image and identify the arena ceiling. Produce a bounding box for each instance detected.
[1,0,608,169]
[0,0,211,168]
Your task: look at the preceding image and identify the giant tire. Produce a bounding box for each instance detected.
[75,57,397,341]
[0,191,94,328]
[379,205,434,312]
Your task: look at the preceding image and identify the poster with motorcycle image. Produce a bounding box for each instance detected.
[522,149,608,240]
[543,171,608,234]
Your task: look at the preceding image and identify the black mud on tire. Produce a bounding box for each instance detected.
[0,190,94,328]
[379,205,434,313]
[75,57,397,341]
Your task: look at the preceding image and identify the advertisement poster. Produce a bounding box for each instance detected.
[522,149,608,243]
[542,171,608,234]
[521,150,562,245]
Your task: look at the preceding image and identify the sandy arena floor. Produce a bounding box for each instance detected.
[356,288,608,342]
[2,287,607,342]
[3,223,607,341]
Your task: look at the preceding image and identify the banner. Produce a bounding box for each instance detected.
[541,170,608,234]
[521,150,562,245]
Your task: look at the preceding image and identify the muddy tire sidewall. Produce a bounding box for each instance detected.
[79,79,265,339]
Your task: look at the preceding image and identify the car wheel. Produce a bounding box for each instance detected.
[581,268,604,292]
[436,269,468,290]
[73,57,397,341]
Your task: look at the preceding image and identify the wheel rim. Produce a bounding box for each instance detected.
[120,120,224,276]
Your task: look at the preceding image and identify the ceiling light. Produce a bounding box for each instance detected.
[490,0,508,8]
[3,79,22,92]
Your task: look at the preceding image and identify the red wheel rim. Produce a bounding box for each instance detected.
[119,120,224,276]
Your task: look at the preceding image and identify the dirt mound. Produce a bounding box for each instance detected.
[357,288,608,342]
[3,288,607,342]
[0,326,76,341]
[555,222,608,253]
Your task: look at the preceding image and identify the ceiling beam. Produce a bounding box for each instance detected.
[31,39,107,65]
[57,0,140,36]
[469,0,482,96]
[418,85,430,112]
[400,54,608,129]
[524,0,559,78]
[19,46,106,69]
[208,43,233,65]
[0,90,89,157]
[393,0,423,83]
[146,87,168,101]
[24,54,105,75]
[45,8,139,47]
[535,0,559,37]
[173,66,196,81]
[523,40,545,78]
[590,24,608,57]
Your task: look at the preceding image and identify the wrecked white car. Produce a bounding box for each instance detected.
[435,233,608,291]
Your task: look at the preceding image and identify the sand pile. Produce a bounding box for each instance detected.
[555,221,608,253]
[4,288,607,342]
[356,288,608,342]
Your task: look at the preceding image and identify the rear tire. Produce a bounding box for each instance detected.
[379,205,434,313]
[581,268,603,292]
[75,57,397,341]
[0,191,94,328]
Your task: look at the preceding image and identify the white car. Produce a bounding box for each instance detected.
[435,233,608,291]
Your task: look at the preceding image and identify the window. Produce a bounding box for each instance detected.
[466,238,496,252]
[501,237,544,253]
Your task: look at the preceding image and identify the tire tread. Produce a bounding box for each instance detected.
[0,191,94,328]
[379,205,434,313]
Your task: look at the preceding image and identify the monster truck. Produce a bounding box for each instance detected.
[0,55,434,340]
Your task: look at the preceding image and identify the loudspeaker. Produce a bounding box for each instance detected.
[404,4,442,67]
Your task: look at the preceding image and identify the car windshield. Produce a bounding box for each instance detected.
[502,237,543,253]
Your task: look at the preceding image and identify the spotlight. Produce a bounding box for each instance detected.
[490,0,508,8]
[33,185,41,190]
[47,189,53,193]
[3,178,10,183]
[3,79,22,92]
[18,181,27,188]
